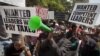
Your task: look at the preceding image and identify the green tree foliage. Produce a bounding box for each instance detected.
[26,0,67,12]
[26,0,88,12]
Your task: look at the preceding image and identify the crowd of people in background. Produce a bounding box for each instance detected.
[0,19,100,56]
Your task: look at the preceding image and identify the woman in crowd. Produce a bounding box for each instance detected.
[4,34,32,56]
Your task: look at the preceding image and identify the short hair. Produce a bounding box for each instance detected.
[12,34,25,43]
[12,34,20,40]
[71,24,77,29]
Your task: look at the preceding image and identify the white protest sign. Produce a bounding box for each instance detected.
[48,11,54,19]
[0,6,40,36]
[69,3,100,27]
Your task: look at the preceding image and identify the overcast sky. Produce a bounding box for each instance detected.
[89,0,100,3]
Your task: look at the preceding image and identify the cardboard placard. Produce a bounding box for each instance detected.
[0,6,40,36]
[69,3,100,27]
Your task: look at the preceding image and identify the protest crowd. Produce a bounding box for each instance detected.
[0,19,100,56]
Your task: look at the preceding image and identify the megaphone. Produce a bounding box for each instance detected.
[28,16,52,32]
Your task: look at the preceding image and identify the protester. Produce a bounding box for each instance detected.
[4,34,32,56]
[79,31,98,56]
[26,36,38,55]
[34,23,72,56]
[91,26,100,56]
[34,32,60,56]
[0,18,100,56]
[53,25,72,56]
[66,24,77,39]
[0,25,12,56]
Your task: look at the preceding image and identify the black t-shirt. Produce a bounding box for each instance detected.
[5,43,23,56]
[66,30,73,39]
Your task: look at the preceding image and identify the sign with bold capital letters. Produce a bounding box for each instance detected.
[69,3,100,27]
[0,6,40,36]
